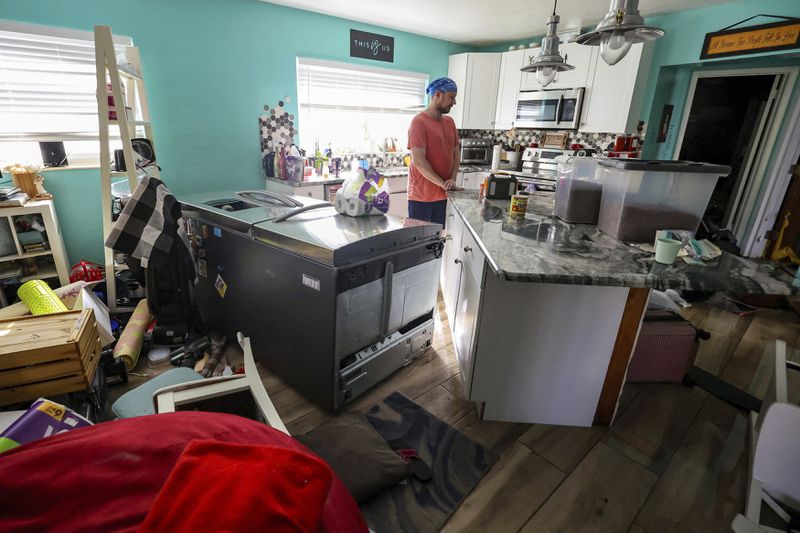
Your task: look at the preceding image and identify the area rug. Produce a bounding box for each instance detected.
[361,392,496,533]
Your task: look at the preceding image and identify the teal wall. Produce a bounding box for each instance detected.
[0,0,467,264]
[640,0,800,159]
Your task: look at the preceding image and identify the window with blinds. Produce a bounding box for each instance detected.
[296,58,427,154]
[0,22,131,167]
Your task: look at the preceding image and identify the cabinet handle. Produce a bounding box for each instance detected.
[454,259,462,264]
[445,235,453,241]
[463,246,472,252]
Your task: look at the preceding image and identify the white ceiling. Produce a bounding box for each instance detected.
[262,0,732,45]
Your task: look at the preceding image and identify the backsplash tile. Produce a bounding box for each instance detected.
[458,129,628,151]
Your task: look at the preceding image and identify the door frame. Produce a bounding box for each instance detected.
[742,86,800,257]
[673,67,798,255]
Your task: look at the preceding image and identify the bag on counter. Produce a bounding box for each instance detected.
[335,167,390,217]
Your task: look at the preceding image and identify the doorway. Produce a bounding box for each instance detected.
[675,73,779,251]
[673,68,800,256]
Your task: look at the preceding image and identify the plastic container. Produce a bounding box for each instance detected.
[554,156,603,223]
[596,160,730,242]
[285,156,304,181]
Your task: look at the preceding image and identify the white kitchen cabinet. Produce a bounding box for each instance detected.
[388,192,408,218]
[494,49,526,130]
[520,42,594,91]
[580,42,653,134]
[265,180,325,200]
[441,199,644,427]
[460,171,486,191]
[451,229,485,396]
[440,202,464,326]
[448,53,502,129]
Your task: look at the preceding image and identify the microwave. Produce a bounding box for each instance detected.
[460,138,492,165]
[515,88,584,130]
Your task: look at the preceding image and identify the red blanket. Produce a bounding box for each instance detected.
[0,412,367,532]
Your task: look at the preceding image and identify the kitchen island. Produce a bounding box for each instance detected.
[442,191,793,427]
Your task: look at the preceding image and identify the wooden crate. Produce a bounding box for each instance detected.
[0,309,101,407]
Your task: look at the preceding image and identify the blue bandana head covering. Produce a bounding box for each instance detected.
[426,77,457,96]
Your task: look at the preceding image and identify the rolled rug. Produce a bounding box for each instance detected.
[113,299,152,371]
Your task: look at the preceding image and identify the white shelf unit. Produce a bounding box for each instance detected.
[95,25,158,313]
[0,200,70,307]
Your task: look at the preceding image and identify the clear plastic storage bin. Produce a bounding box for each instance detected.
[596,160,730,242]
[554,156,603,223]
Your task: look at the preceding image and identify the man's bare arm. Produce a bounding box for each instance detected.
[411,147,456,190]
[450,145,461,182]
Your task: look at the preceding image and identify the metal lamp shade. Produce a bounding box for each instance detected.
[521,13,574,86]
[575,0,664,46]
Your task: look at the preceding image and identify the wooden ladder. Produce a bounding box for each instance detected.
[94,25,158,313]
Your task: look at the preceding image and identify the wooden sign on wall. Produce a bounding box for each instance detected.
[350,29,394,63]
[700,17,800,60]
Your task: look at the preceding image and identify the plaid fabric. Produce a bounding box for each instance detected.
[105,176,191,269]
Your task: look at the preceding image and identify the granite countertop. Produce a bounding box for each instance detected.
[448,191,795,295]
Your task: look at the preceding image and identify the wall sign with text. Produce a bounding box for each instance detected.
[350,29,394,63]
[700,18,800,60]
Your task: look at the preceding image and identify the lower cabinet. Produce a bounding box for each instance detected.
[441,200,637,427]
[451,229,484,396]
[265,180,325,200]
[441,202,465,321]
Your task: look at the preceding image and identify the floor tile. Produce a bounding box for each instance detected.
[442,442,564,532]
[520,442,657,533]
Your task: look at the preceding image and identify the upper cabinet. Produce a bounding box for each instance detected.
[494,49,526,130]
[448,52,502,129]
[580,42,654,134]
[520,42,595,91]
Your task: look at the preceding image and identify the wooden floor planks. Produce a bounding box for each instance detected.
[141,296,798,532]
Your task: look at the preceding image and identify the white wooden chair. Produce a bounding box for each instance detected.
[732,340,800,532]
[153,333,288,435]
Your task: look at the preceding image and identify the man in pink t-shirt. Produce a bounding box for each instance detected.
[406,77,461,226]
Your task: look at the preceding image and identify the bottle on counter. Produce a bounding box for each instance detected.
[274,148,282,180]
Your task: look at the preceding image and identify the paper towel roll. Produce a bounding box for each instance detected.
[491,144,502,170]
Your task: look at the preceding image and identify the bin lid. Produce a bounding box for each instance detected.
[598,159,731,175]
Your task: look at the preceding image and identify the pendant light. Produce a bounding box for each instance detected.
[575,0,664,65]
[521,0,574,87]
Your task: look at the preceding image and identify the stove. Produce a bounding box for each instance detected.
[521,147,575,177]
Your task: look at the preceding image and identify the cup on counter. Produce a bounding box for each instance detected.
[655,238,682,265]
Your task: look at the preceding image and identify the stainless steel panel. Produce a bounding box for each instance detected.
[253,210,441,266]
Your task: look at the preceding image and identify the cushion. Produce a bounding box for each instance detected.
[111,367,203,418]
[296,412,410,502]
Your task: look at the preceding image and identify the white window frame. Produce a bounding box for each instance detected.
[296,57,428,153]
[0,20,132,169]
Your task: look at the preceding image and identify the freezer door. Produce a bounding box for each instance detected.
[334,258,440,358]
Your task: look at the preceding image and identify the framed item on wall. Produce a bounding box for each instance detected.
[700,16,800,60]
[350,29,394,63]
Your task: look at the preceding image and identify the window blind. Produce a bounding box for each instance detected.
[297,59,427,112]
[0,24,129,142]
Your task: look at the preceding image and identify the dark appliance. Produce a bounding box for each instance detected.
[485,174,517,199]
[180,190,442,413]
[460,138,492,165]
[39,142,68,167]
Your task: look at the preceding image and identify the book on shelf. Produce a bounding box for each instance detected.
[0,192,29,207]
[16,230,45,246]
[0,186,20,200]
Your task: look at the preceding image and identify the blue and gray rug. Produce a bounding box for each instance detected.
[361,392,496,533]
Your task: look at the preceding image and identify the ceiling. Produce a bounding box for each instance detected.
[262,0,732,46]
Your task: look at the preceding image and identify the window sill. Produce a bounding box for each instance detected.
[40,165,100,173]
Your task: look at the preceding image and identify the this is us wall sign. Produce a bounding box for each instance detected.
[350,29,394,62]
